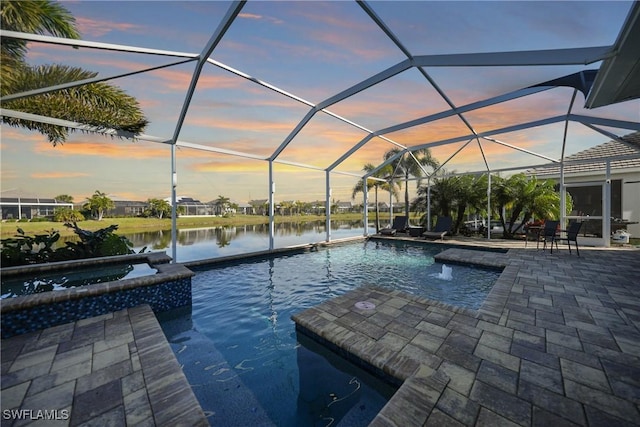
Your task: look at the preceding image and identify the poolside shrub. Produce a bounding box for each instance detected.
[56,222,136,259]
[0,222,143,267]
[0,228,61,266]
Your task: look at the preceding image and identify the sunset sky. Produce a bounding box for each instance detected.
[1,1,638,206]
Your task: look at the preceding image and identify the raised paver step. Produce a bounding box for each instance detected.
[434,248,508,269]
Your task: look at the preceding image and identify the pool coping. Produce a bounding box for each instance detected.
[184,235,367,269]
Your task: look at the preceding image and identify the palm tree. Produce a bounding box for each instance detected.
[417,175,456,226]
[83,190,114,221]
[1,0,148,145]
[414,173,489,233]
[351,163,397,232]
[54,194,74,203]
[214,195,230,215]
[492,173,567,238]
[384,147,438,220]
[279,200,295,216]
[146,198,171,219]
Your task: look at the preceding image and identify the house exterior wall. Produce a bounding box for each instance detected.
[558,168,640,240]
[0,199,74,220]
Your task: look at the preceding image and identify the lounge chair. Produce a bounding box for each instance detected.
[555,221,583,255]
[541,220,559,252]
[379,215,408,235]
[422,216,452,240]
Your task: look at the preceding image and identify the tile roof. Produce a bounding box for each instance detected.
[527,131,640,176]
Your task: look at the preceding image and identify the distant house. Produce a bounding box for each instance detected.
[107,198,148,217]
[171,197,214,216]
[205,199,249,216]
[527,131,640,243]
[0,191,74,220]
[234,202,251,215]
[366,202,394,212]
[336,201,354,212]
[248,199,269,215]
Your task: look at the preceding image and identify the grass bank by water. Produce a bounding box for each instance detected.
[0,213,371,238]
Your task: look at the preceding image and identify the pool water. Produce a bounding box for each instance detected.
[0,263,158,299]
[159,240,501,426]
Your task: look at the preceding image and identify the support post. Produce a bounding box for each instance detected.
[171,144,177,262]
[325,171,331,242]
[269,161,275,250]
[427,180,432,231]
[389,179,394,226]
[604,160,612,247]
[560,163,566,228]
[487,173,492,240]
[363,178,369,237]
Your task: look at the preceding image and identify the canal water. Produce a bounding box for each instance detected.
[122,220,375,262]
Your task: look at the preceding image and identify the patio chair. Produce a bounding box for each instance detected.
[541,220,559,253]
[379,215,408,235]
[422,216,452,240]
[555,221,583,256]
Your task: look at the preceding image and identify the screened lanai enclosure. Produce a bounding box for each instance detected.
[1,0,639,260]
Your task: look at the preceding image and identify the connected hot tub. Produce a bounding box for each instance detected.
[0,252,194,338]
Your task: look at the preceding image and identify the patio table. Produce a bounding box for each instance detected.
[524,225,543,249]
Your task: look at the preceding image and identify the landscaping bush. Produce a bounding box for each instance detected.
[0,222,142,267]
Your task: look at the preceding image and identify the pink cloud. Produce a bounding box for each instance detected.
[238,12,284,25]
[75,17,145,38]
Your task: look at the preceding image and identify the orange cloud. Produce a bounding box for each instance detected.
[1,128,47,145]
[32,139,169,159]
[148,67,242,92]
[191,160,267,174]
[31,171,90,179]
[1,167,19,180]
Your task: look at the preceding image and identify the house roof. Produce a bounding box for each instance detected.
[527,131,640,177]
[586,2,640,108]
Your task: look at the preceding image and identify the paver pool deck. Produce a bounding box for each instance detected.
[293,240,640,426]
[0,304,207,427]
[1,237,639,426]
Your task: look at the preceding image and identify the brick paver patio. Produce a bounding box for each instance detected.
[1,305,207,427]
[293,242,640,426]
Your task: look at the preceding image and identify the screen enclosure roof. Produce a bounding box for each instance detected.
[1,0,640,196]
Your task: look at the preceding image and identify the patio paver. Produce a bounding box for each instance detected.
[293,242,640,426]
[1,304,207,427]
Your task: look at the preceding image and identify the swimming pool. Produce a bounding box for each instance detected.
[159,240,501,426]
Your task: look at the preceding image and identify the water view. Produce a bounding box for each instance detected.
[123,220,375,262]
